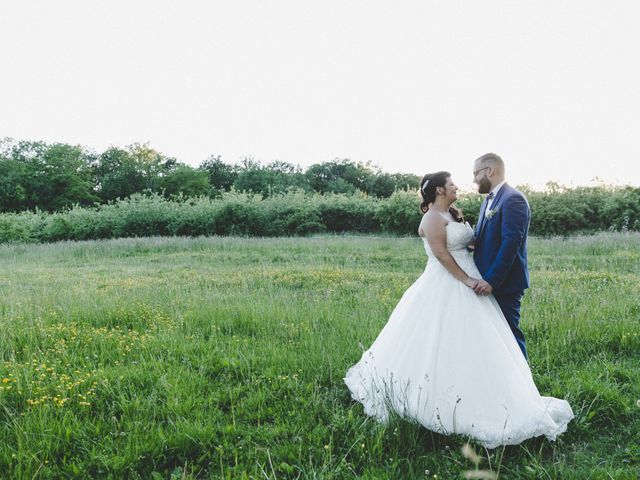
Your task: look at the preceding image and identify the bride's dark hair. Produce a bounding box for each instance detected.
[419,171,464,222]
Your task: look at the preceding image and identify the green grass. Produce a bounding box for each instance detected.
[0,233,638,479]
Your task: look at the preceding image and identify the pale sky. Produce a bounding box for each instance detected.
[1,0,639,190]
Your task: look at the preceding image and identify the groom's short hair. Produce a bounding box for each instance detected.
[476,153,505,174]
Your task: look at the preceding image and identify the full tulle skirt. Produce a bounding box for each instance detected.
[344,258,574,448]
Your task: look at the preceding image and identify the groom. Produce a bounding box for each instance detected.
[471,153,531,359]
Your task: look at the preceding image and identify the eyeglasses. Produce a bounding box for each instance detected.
[473,167,490,178]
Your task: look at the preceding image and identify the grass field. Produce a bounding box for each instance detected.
[0,233,639,479]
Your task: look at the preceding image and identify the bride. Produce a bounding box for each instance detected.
[344,171,574,448]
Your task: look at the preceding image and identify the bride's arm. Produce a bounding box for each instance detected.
[423,213,479,288]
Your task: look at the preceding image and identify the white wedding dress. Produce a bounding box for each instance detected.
[344,219,574,448]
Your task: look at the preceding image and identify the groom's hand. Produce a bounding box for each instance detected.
[473,280,493,296]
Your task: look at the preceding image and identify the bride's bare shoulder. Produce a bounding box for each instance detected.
[418,211,447,237]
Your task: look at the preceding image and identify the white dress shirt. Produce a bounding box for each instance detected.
[485,180,506,215]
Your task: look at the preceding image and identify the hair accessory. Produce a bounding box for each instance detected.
[421,180,430,194]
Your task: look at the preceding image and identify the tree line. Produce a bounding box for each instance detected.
[0,138,420,213]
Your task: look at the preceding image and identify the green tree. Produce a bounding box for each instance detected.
[92,143,176,202]
[159,164,211,198]
[1,139,47,210]
[233,156,269,195]
[0,140,28,211]
[390,172,421,192]
[262,160,308,193]
[92,147,143,201]
[0,139,98,211]
[0,159,27,212]
[39,143,99,211]
[233,157,307,197]
[366,173,396,198]
[305,158,374,194]
[199,155,238,193]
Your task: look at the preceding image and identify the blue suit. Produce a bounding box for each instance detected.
[473,183,531,358]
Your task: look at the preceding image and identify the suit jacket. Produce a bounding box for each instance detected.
[473,183,531,294]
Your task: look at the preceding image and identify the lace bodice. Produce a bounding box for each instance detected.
[420,221,477,273]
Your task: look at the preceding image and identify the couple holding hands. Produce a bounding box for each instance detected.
[345,153,574,449]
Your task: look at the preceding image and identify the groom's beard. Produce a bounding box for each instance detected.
[477,177,492,194]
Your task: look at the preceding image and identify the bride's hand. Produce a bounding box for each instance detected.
[464,276,479,289]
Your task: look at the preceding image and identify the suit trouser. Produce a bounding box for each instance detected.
[494,291,527,360]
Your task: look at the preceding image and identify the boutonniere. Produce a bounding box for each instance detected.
[486,207,499,220]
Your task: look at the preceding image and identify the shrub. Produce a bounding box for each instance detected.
[209,192,266,236]
[0,186,638,243]
[317,193,379,233]
[528,187,609,236]
[375,191,422,235]
[601,187,640,231]
[0,213,32,243]
[455,194,483,226]
[168,197,224,237]
[263,192,326,236]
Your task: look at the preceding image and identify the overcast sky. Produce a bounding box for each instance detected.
[1,0,639,190]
